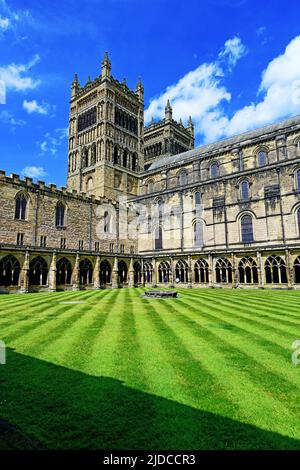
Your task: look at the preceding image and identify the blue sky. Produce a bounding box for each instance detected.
[1,0,300,186]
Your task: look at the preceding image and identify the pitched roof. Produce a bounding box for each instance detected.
[147,114,300,172]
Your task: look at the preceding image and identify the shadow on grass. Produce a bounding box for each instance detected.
[0,348,299,450]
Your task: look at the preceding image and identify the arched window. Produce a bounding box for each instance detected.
[179,170,188,186]
[195,191,201,207]
[240,181,249,200]
[29,256,48,286]
[104,211,110,233]
[215,258,232,284]
[210,163,219,178]
[294,256,300,284]
[113,146,118,165]
[258,150,267,167]
[194,220,203,247]
[158,261,170,283]
[238,257,258,284]
[15,193,27,220]
[56,202,65,227]
[296,169,300,190]
[144,261,153,283]
[100,260,111,285]
[241,214,254,242]
[118,260,128,284]
[123,151,127,168]
[79,258,93,285]
[91,144,96,165]
[146,180,154,194]
[56,257,72,285]
[82,148,88,168]
[265,255,287,284]
[175,260,188,283]
[297,208,300,236]
[0,255,21,286]
[132,154,137,171]
[194,259,209,283]
[86,177,93,192]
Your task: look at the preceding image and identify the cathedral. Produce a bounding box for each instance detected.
[1,52,300,293]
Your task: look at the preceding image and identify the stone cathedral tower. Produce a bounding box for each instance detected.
[67,53,144,200]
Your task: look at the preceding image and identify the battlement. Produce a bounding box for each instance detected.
[0,170,106,204]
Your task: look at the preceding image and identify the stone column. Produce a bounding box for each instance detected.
[257,251,264,288]
[152,258,157,287]
[169,256,174,287]
[111,256,119,288]
[19,250,30,293]
[188,255,192,288]
[232,252,237,288]
[72,253,80,291]
[94,255,101,289]
[128,258,135,287]
[49,251,57,292]
[285,249,293,289]
[141,259,145,286]
[208,253,213,288]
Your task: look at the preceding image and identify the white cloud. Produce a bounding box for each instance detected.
[145,35,300,144]
[38,128,68,156]
[0,54,40,95]
[0,109,26,126]
[144,36,246,126]
[23,99,48,115]
[218,36,247,70]
[206,35,300,140]
[0,0,31,37]
[21,166,47,179]
[0,16,9,30]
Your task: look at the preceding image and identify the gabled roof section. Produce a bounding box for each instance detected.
[147,114,300,172]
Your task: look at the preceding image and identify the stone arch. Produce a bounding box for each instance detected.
[238,257,258,284]
[265,255,287,284]
[215,258,232,284]
[100,259,112,285]
[0,255,21,286]
[175,259,188,283]
[118,260,128,284]
[133,261,142,284]
[294,256,300,284]
[29,256,48,286]
[143,261,153,283]
[56,257,72,285]
[79,258,93,285]
[194,258,209,283]
[158,260,170,283]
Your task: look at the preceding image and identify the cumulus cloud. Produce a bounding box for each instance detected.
[145,35,300,144]
[144,36,246,126]
[0,54,40,97]
[23,99,49,115]
[21,166,47,179]
[207,35,300,140]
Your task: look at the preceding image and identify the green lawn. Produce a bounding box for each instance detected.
[0,288,300,450]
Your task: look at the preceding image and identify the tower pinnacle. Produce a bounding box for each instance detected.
[101,52,111,79]
[71,73,80,98]
[165,99,172,121]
